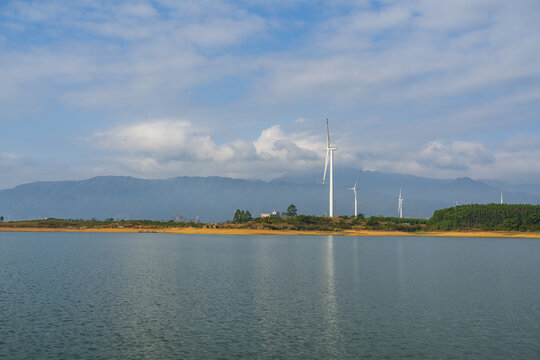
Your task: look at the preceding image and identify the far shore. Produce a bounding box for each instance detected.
[1,226,540,238]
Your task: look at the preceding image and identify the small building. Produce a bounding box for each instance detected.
[171,215,189,223]
[260,210,280,218]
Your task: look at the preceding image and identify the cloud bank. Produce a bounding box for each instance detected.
[0,0,539,187]
[87,120,322,180]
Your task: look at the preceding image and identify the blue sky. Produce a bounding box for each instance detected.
[1,0,540,189]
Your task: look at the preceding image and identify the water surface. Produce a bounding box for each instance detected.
[1,232,539,359]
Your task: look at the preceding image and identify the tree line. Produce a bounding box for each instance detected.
[428,204,540,231]
[232,204,297,223]
[4,204,540,233]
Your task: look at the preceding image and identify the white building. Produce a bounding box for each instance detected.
[260,210,280,218]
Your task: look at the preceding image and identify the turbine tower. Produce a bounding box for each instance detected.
[348,172,361,217]
[500,192,504,204]
[398,188,403,219]
[323,119,338,217]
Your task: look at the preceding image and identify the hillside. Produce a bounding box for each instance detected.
[0,171,539,222]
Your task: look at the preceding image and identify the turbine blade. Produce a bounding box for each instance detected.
[326,119,331,147]
[354,172,360,188]
[323,149,329,184]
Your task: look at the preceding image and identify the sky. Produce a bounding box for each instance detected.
[1,0,540,189]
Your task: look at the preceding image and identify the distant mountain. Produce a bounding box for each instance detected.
[274,168,540,214]
[0,176,330,222]
[481,179,540,199]
[0,171,539,222]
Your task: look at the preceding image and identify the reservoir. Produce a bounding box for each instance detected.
[1,233,539,359]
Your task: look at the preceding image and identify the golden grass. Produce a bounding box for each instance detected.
[1,226,539,238]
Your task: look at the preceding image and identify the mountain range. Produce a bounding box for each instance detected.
[1,169,539,222]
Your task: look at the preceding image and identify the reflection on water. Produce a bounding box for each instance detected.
[322,236,342,358]
[253,235,276,354]
[1,232,539,359]
[397,237,405,296]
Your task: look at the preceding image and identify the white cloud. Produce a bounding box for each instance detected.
[0,152,23,162]
[253,124,320,160]
[254,0,540,109]
[2,0,538,113]
[348,135,540,185]
[92,120,235,162]
[88,120,322,179]
[417,141,494,171]
[1,1,539,186]
[0,0,266,111]
[413,0,498,30]
[81,116,540,186]
[180,16,265,47]
[329,6,412,34]
[119,2,158,18]
[490,150,540,183]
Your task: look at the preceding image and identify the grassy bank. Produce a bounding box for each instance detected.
[0,216,426,232]
[1,225,540,238]
[1,213,540,238]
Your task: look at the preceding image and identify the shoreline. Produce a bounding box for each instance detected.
[1,226,539,238]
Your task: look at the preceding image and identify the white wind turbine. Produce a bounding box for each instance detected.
[348,172,361,217]
[398,188,403,219]
[500,191,504,204]
[323,119,338,217]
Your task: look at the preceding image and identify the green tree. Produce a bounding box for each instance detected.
[0,216,3,222]
[286,204,297,217]
[233,209,252,223]
[233,209,242,223]
[366,217,379,227]
[429,204,540,231]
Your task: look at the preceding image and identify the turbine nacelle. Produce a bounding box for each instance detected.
[322,146,338,185]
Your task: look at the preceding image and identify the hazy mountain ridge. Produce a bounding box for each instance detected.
[1,171,538,222]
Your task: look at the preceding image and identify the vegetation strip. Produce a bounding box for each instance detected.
[1,204,540,238]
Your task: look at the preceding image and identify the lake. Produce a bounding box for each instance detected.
[1,232,539,359]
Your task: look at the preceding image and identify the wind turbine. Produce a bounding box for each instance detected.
[500,192,504,204]
[348,172,361,217]
[398,188,403,219]
[323,119,338,217]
